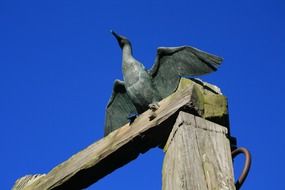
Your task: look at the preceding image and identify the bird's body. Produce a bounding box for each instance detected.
[120,37,161,112]
[104,31,223,136]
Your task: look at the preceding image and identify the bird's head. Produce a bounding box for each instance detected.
[111,30,131,49]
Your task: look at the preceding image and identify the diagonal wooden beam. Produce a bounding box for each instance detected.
[13,78,229,190]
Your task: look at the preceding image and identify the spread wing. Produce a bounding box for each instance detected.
[149,46,223,98]
[104,80,137,136]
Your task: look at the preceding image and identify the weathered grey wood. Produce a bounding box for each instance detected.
[13,175,46,190]
[162,111,235,190]
[13,78,230,190]
[13,79,200,190]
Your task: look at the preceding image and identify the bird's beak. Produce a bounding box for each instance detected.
[111,30,125,48]
[111,30,122,42]
[111,30,120,40]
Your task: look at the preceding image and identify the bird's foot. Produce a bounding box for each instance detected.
[148,102,160,111]
[148,102,160,120]
[127,113,139,124]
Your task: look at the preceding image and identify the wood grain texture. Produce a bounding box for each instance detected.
[162,111,235,190]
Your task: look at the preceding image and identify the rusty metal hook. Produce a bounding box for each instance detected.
[232,147,251,190]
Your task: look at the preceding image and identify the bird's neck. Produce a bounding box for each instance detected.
[122,43,133,59]
[121,43,143,84]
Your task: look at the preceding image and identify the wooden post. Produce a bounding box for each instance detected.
[162,112,235,190]
[13,78,234,190]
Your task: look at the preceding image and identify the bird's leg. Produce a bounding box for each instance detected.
[148,102,160,120]
[127,113,139,124]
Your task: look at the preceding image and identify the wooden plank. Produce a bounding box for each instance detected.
[162,111,235,190]
[14,79,197,190]
[13,78,230,190]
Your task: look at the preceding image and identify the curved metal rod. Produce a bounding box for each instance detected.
[232,147,251,189]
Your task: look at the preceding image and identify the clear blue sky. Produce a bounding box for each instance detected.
[0,0,284,189]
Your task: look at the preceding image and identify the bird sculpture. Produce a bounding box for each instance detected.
[104,31,222,136]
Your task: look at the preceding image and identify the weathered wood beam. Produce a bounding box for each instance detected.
[162,112,235,190]
[13,78,230,190]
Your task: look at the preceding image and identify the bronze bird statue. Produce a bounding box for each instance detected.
[104,31,222,136]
